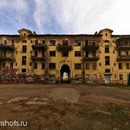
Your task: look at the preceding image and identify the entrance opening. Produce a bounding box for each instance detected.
[105,75,111,84]
[60,64,70,83]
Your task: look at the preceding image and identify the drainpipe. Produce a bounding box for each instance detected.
[45,45,49,79]
[82,34,85,84]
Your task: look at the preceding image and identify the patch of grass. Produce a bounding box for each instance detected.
[105,103,130,121]
[113,111,129,119]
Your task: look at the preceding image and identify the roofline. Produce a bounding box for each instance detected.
[30,34,102,37]
[0,35,19,37]
[0,34,130,38]
[0,34,102,37]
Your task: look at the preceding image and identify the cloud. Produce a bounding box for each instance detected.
[14,0,28,11]
[0,0,31,34]
[46,0,130,34]
[43,0,109,33]
[0,0,8,9]
[32,0,117,34]
[1,0,130,34]
[33,0,50,33]
[10,0,29,27]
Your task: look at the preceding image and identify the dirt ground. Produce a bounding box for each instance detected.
[0,84,130,130]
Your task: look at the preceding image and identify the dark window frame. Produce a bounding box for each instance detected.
[35,40,38,44]
[105,69,110,73]
[11,40,14,46]
[86,63,89,70]
[105,45,109,53]
[50,40,56,46]
[105,56,110,65]
[21,68,26,73]
[34,63,37,69]
[42,51,45,57]
[22,45,27,53]
[50,51,56,57]
[75,51,81,57]
[126,51,129,56]
[118,63,123,69]
[34,51,38,56]
[42,63,45,69]
[10,63,13,68]
[42,40,45,44]
[92,63,97,70]
[22,56,26,65]
[119,74,123,80]
[4,40,7,45]
[75,63,82,70]
[126,63,130,69]
[75,40,81,46]
[49,63,56,69]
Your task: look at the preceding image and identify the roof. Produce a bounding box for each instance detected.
[99,28,113,34]
[0,34,102,37]
[18,28,32,34]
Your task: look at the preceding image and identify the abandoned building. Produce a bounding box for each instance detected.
[0,28,130,84]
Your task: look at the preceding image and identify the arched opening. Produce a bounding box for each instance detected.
[60,64,70,83]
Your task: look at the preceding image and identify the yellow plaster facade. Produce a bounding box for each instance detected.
[0,28,130,84]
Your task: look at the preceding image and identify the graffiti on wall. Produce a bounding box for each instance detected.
[0,67,18,83]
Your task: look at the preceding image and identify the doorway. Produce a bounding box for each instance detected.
[105,76,111,84]
[60,64,70,83]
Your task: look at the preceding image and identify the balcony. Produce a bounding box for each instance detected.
[82,56,100,61]
[82,45,99,51]
[0,55,15,61]
[116,37,130,51]
[0,44,15,51]
[57,43,72,51]
[116,44,130,51]
[32,44,46,50]
[31,56,46,61]
[117,55,130,61]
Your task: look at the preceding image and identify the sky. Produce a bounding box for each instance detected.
[0,0,130,35]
